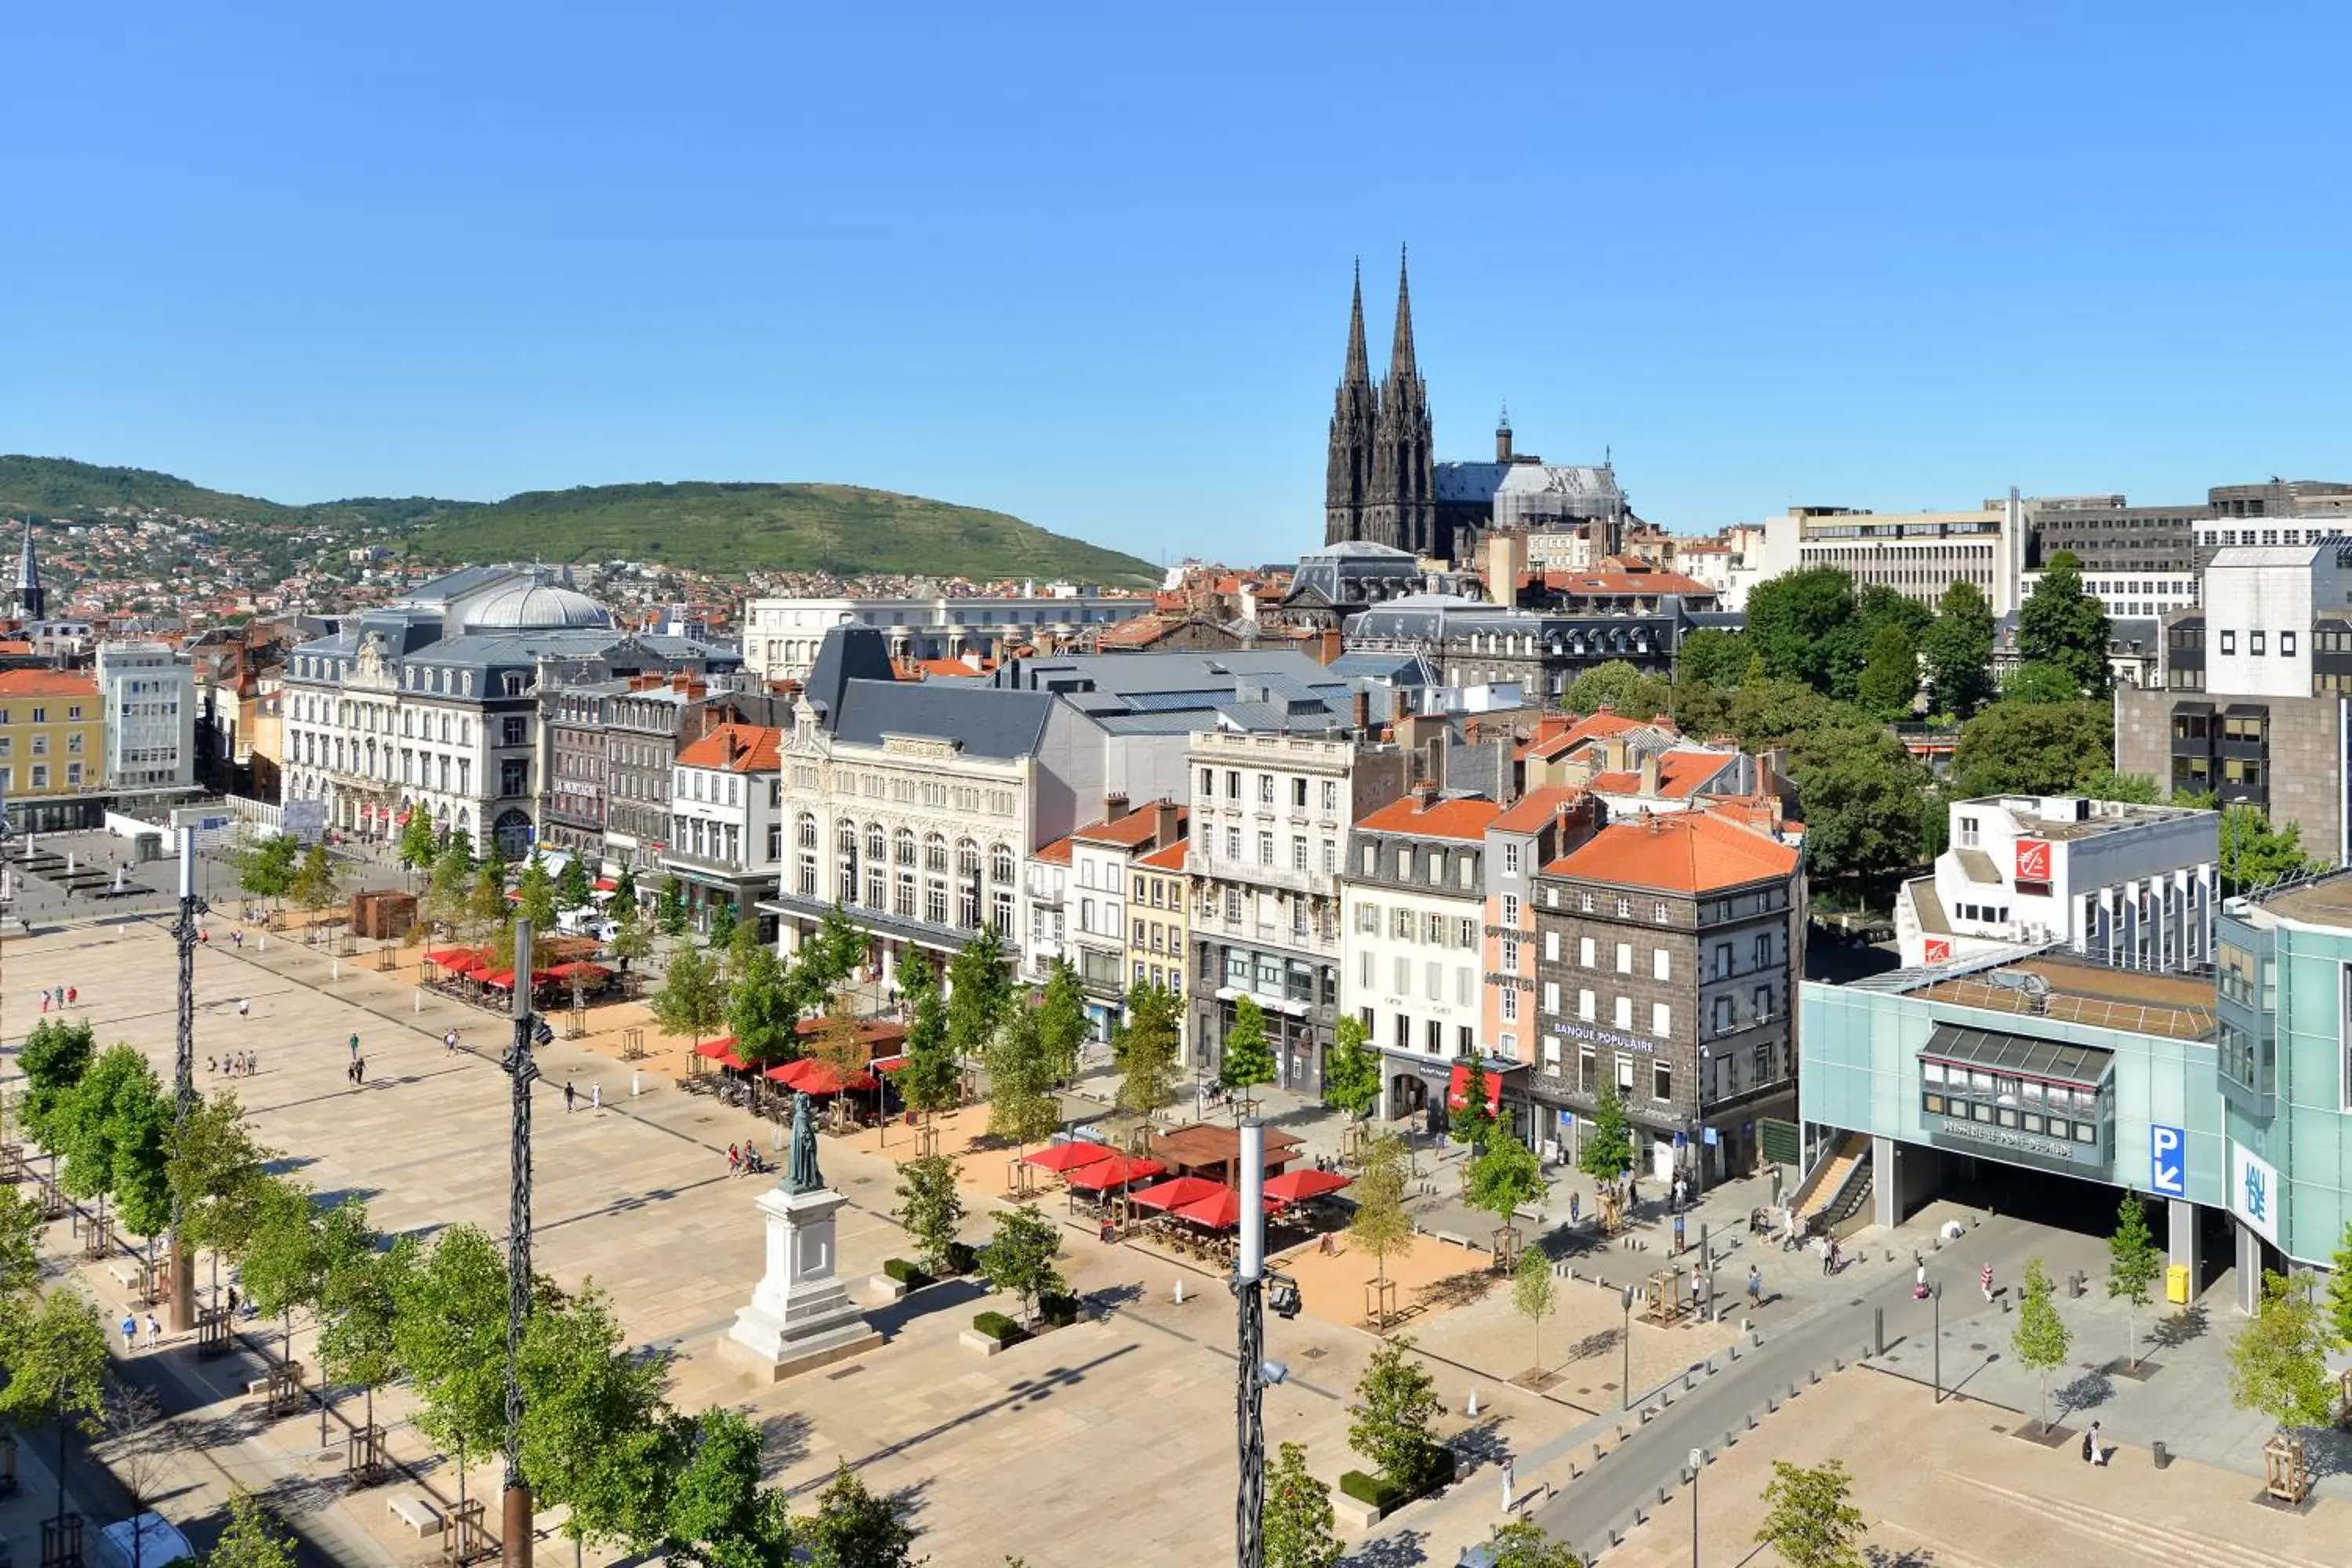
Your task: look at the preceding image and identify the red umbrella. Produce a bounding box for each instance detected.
[1023,1140,1116,1174]
[1262,1168,1351,1203]
[1127,1175,1226,1214]
[1171,1189,1286,1230]
[1065,1155,1166,1192]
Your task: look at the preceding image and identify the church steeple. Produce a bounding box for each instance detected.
[1325,259,1381,547]
[1343,257,1370,387]
[15,520,44,622]
[1365,248,1437,557]
[1388,245,1419,385]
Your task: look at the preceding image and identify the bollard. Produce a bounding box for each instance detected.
[1874,1305,1885,1356]
[1174,1278,1186,1305]
[1467,1387,1481,1417]
[1810,1367,1822,1384]
[631,1070,643,1098]
[1746,1411,1758,1429]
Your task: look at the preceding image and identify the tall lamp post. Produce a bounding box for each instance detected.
[1231,1118,1300,1568]
[168,824,204,1330]
[1621,1286,1635,1410]
[501,919,543,1568]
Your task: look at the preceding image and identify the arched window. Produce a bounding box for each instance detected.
[895,828,916,866]
[956,839,981,879]
[990,843,1014,885]
[797,812,818,849]
[866,823,887,864]
[924,833,948,873]
[836,821,858,904]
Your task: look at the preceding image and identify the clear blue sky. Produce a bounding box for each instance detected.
[7,3,2348,567]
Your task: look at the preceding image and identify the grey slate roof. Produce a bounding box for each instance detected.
[828,680,1056,758]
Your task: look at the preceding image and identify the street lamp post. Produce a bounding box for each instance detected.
[168,824,202,1331]
[1688,1446,1704,1566]
[1234,1119,1267,1568]
[1621,1286,1635,1410]
[501,919,541,1568]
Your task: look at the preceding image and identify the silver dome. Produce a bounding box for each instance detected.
[460,579,615,632]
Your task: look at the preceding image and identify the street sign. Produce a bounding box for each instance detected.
[2150,1123,2187,1197]
[2230,1141,2281,1247]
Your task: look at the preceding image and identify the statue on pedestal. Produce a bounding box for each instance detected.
[722,1091,877,1381]
[786,1091,823,1194]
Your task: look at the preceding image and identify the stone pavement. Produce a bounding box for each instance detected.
[1597,1363,2345,1568]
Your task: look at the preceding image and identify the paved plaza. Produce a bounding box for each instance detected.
[9,897,2352,1567]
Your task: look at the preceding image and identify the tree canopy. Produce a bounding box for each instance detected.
[1952,699,2113,800]
[2018,551,2112,699]
[1563,661,1672,721]
[1919,579,1996,719]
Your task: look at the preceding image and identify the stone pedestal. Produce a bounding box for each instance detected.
[721,1182,880,1381]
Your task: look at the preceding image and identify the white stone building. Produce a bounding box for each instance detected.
[94,642,197,793]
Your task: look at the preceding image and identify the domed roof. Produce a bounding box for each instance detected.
[461,578,615,632]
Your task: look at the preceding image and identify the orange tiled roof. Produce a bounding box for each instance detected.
[1138,839,1189,871]
[1523,710,1662,761]
[1032,836,1073,866]
[0,670,100,699]
[675,724,782,773]
[1541,569,1716,597]
[1586,751,1735,800]
[1355,792,1504,843]
[1542,811,1798,895]
[1490,786,1588,833]
[1073,803,1185,848]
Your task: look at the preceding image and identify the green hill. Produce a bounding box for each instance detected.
[0,457,1158,585]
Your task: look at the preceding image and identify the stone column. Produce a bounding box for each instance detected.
[2166,1198,2198,1297]
[1873,1135,1901,1230]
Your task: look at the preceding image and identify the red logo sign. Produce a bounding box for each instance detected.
[2015,839,2053,884]
[1923,937,1952,964]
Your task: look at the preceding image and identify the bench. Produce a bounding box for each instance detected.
[1431,1229,1479,1250]
[387,1497,443,1537]
[106,1260,145,1291]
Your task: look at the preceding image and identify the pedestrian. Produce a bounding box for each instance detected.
[728,1144,742,1178]
[249,1050,260,1075]
[227,1285,239,1316]
[1828,1237,1842,1273]
[1501,1457,1514,1515]
[355,1056,365,1085]
[565,1079,577,1114]
[237,997,249,1017]
[40,992,48,1014]
[1568,1190,1581,1227]
[233,929,243,950]
[1915,1258,1929,1299]
[145,1313,162,1348]
[1747,1264,1763,1309]
[1099,1215,1116,1245]
[348,1032,360,1062]
[66,986,75,1005]
[121,1312,139,1355]
[2084,1420,2108,1466]
[1980,1261,1994,1303]
[591,1082,601,1112]
[1818,1235,1833,1276]
[1690,1261,1705,1316]
[445,1029,458,1054]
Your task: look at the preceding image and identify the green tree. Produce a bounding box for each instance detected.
[53,1043,173,1240]
[662,1406,795,1568]
[651,944,730,1052]
[706,895,738,951]
[984,1007,1061,1155]
[1322,1014,1381,1124]
[0,1290,110,1520]
[1218,995,1277,1111]
[1744,566,1860,694]
[1450,1058,1498,1152]
[979,1203,1065,1325]
[235,832,299,908]
[609,898,653,978]
[391,1224,511,1515]
[1951,699,2113,800]
[0,1183,45,1318]
[610,862,638,912]
[557,853,593,913]
[1919,579,1996,720]
[204,1491,299,1568]
[517,851,560,932]
[290,843,343,917]
[235,1178,329,1364]
[657,877,689,939]
[2228,1269,2339,1436]
[802,1460,924,1568]
[1784,728,1931,884]
[468,860,510,937]
[426,834,476,931]
[726,944,801,1069]
[1576,1084,1635,1184]
[946,924,1011,1068]
[1112,981,1181,1122]
[318,1227,413,1438]
[2214,804,2318,896]
[2011,1256,2073,1434]
[1036,960,1088,1083]
[897,953,960,1127]
[20,1016,95,1148]
[165,1090,275,1288]
[2019,551,2112,699]
[1348,1131,1414,1301]
[1512,1243,1557,1377]
[518,1284,677,1557]
[2329,1221,2352,1350]
[2082,768,2162,804]
[1264,1441,1341,1568]
[1754,1457,1867,1568]
[397,804,437,877]
[805,903,869,995]
[1468,1131,1548,1254]
[726,912,764,985]
[1484,1517,1585,1568]
[1999,660,2082,706]
[1675,629,1749,691]
[2107,1192,2161,1371]
[894,1155,966,1276]
[1854,620,1919,720]
[1348,1338,1443,1488]
[1564,661,1673,720]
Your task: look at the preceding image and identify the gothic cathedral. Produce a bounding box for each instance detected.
[1323,252,1436,556]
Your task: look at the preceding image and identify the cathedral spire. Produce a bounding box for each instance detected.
[1388,245,1419,385]
[1343,257,1370,386]
[15,519,43,622]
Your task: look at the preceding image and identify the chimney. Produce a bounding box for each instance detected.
[1604,736,1628,772]
[1104,793,1130,823]
[1639,753,1660,797]
[1316,626,1343,666]
[1352,689,1370,737]
[1417,780,1439,808]
[1152,799,1181,846]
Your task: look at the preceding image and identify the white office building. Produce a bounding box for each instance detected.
[742,590,1153,683]
[95,642,197,793]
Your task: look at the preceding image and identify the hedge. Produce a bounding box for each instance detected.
[883,1258,932,1287]
[971,1310,1027,1345]
[1338,1450,1454,1513]
[1037,1293,1081,1328]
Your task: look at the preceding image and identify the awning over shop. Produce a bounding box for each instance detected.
[1065,1155,1166,1192]
[1447,1062,1503,1114]
[694,1038,749,1072]
[1921,1023,2113,1087]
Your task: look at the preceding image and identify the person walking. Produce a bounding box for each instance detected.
[1980,1261,1995,1304]
[565,1079,577,1114]
[145,1313,162,1349]
[249,1050,260,1076]
[237,997,249,1017]
[348,1032,360,1062]
[1689,1261,1705,1316]
[1915,1258,1929,1299]
[445,1028,458,1055]
[121,1312,139,1356]
[590,1082,601,1112]
[1747,1264,1763,1311]
[232,929,243,951]
[727,1144,742,1178]
[65,986,75,1006]
[1568,1189,1581,1227]
[354,1056,365,1086]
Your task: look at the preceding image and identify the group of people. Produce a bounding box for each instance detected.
[209,1051,259,1077]
[38,985,78,1012]
[724,1143,770,1178]
[118,1311,164,1353]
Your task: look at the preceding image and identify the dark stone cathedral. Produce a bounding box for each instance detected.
[1323,253,1437,557]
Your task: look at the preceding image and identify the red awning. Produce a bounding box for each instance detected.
[693,1037,748,1073]
[593,878,618,892]
[870,1054,909,1074]
[546,961,610,979]
[424,947,477,968]
[481,970,516,989]
[769,1059,874,1094]
[1262,1168,1350,1203]
[1447,1062,1503,1114]
[1023,1141,1116,1174]
[1171,1189,1285,1230]
[1127,1175,1226,1214]
[1065,1155,1166,1192]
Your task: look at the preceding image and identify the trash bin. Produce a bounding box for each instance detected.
[2166,1263,2190,1305]
[2152,1440,2172,1470]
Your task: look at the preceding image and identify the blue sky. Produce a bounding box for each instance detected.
[5,3,2348,567]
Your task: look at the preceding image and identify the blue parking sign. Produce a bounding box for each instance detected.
[2150,1123,2186,1197]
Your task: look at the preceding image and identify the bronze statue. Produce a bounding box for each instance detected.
[786,1091,824,1195]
